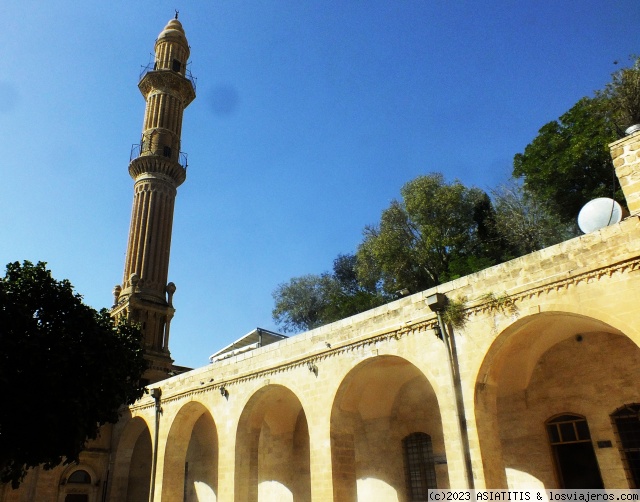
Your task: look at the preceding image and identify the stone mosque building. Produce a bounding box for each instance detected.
[4,16,640,502]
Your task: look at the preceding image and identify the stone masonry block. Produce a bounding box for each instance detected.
[616,164,632,177]
[614,157,626,168]
[611,146,624,158]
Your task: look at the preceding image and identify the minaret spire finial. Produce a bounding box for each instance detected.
[175,9,179,19]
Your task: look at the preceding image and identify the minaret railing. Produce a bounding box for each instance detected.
[129,143,189,171]
[138,62,197,92]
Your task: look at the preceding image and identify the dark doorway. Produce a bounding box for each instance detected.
[546,414,604,488]
[612,404,640,487]
[64,495,89,502]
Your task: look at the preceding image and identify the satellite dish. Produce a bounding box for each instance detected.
[625,124,640,135]
[577,197,627,234]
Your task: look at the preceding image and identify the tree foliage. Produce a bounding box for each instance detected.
[513,57,640,223]
[0,261,147,487]
[272,175,518,333]
[356,174,505,295]
[272,273,336,333]
[602,56,640,130]
[272,254,388,333]
[513,95,620,223]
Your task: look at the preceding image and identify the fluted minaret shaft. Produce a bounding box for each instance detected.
[122,179,176,295]
[112,17,196,383]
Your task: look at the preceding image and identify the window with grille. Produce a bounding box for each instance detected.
[403,432,437,501]
[613,404,640,487]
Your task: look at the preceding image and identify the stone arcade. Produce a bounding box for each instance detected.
[3,17,640,502]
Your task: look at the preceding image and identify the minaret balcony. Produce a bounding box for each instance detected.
[130,143,189,171]
[140,61,197,91]
[138,63,197,102]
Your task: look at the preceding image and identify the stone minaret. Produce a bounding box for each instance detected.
[112,16,196,383]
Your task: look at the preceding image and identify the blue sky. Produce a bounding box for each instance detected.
[1,1,638,369]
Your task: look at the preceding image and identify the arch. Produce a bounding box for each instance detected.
[67,470,91,484]
[161,400,218,501]
[58,465,99,502]
[475,312,625,394]
[60,464,99,486]
[109,416,153,502]
[474,312,640,488]
[235,384,310,502]
[330,355,447,501]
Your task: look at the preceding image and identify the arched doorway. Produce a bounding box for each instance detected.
[330,356,447,501]
[235,385,310,502]
[58,467,98,502]
[475,312,640,488]
[161,401,218,501]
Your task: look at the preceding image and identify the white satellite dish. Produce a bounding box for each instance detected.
[577,197,627,234]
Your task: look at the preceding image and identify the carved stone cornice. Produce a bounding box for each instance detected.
[467,255,640,318]
[139,70,195,105]
[129,156,186,186]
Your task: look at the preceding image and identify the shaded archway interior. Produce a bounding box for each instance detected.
[331,355,449,501]
[161,401,218,502]
[475,312,640,488]
[235,384,311,502]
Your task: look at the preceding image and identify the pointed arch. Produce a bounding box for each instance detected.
[330,355,447,501]
[161,400,218,501]
[474,311,640,488]
[235,384,310,502]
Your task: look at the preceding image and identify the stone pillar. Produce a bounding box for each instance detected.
[610,130,640,215]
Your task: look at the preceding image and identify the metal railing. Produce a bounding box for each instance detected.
[138,62,197,93]
[130,143,189,171]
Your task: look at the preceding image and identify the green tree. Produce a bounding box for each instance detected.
[356,173,501,295]
[0,261,147,488]
[602,56,640,131]
[272,254,388,333]
[512,57,640,224]
[272,273,336,333]
[322,254,389,323]
[513,96,620,223]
